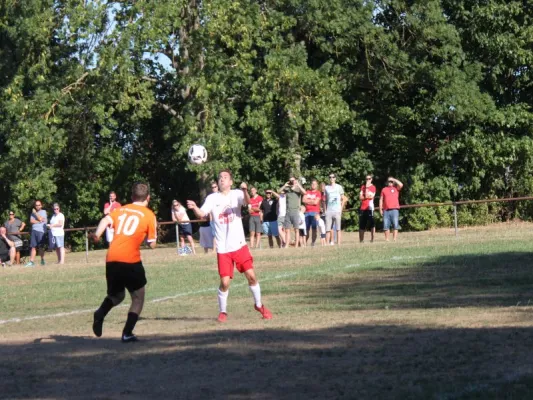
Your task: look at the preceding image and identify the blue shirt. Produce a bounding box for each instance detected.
[30,210,48,233]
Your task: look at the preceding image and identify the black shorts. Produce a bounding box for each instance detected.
[106,261,147,296]
[359,210,375,230]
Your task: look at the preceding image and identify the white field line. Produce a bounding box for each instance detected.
[0,255,429,326]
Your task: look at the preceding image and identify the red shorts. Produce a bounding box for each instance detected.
[217,245,254,279]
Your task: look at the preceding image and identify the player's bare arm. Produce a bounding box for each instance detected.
[93,216,113,242]
[240,182,251,205]
[187,200,206,219]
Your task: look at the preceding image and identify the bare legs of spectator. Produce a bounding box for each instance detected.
[267,235,281,248]
[250,231,262,249]
[30,247,45,264]
[384,230,397,241]
[55,246,65,264]
[359,228,375,243]
[15,249,21,265]
[186,235,196,254]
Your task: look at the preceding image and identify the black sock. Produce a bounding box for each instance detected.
[95,297,114,320]
[123,312,139,336]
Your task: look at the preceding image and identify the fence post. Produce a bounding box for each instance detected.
[175,223,179,251]
[85,228,89,263]
[453,203,458,237]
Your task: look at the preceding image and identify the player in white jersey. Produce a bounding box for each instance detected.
[187,169,273,322]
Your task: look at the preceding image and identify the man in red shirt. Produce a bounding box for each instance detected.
[303,179,322,246]
[248,187,263,248]
[359,175,376,243]
[379,177,404,242]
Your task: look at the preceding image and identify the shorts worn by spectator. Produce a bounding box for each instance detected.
[0,226,16,266]
[379,177,404,242]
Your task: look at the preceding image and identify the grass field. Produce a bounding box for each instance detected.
[2,224,533,399]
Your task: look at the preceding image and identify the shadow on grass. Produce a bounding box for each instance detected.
[2,323,533,399]
[311,252,533,310]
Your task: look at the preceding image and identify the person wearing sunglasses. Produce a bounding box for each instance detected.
[324,174,348,245]
[47,203,66,264]
[359,175,376,243]
[379,176,404,241]
[4,211,25,264]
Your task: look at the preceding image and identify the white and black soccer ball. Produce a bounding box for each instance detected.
[188,144,208,165]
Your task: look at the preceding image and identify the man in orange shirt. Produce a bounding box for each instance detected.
[91,183,157,342]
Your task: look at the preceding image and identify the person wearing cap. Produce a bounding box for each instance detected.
[4,211,25,264]
[379,176,404,241]
[324,173,348,245]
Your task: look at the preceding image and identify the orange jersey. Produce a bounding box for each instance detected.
[106,203,157,263]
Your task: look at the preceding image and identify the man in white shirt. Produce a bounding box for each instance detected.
[187,169,273,322]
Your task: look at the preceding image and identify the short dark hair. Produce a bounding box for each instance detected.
[218,169,233,180]
[131,183,150,202]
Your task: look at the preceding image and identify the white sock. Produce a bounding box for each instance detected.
[249,283,262,308]
[218,289,229,313]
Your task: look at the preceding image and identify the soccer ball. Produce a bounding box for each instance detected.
[188,144,208,165]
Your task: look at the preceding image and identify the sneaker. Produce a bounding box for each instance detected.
[24,261,35,268]
[254,304,273,320]
[92,312,104,337]
[217,312,227,322]
[40,259,46,266]
[329,242,335,246]
[121,334,139,343]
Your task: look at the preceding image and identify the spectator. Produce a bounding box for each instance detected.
[4,211,25,264]
[359,174,377,243]
[25,200,47,267]
[260,190,281,248]
[379,177,404,242]
[274,189,287,247]
[199,215,214,254]
[248,187,263,249]
[279,176,305,248]
[0,226,16,267]
[298,205,307,247]
[47,203,65,264]
[324,173,348,245]
[103,191,121,244]
[171,200,196,255]
[302,179,322,246]
[314,214,327,246]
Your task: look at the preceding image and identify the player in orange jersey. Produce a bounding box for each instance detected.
[91,182,157,342]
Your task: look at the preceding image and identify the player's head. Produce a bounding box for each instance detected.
[109,191,116,202]
[218,169,233,191]
[131,183,150,203]
[311,179,318,189]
